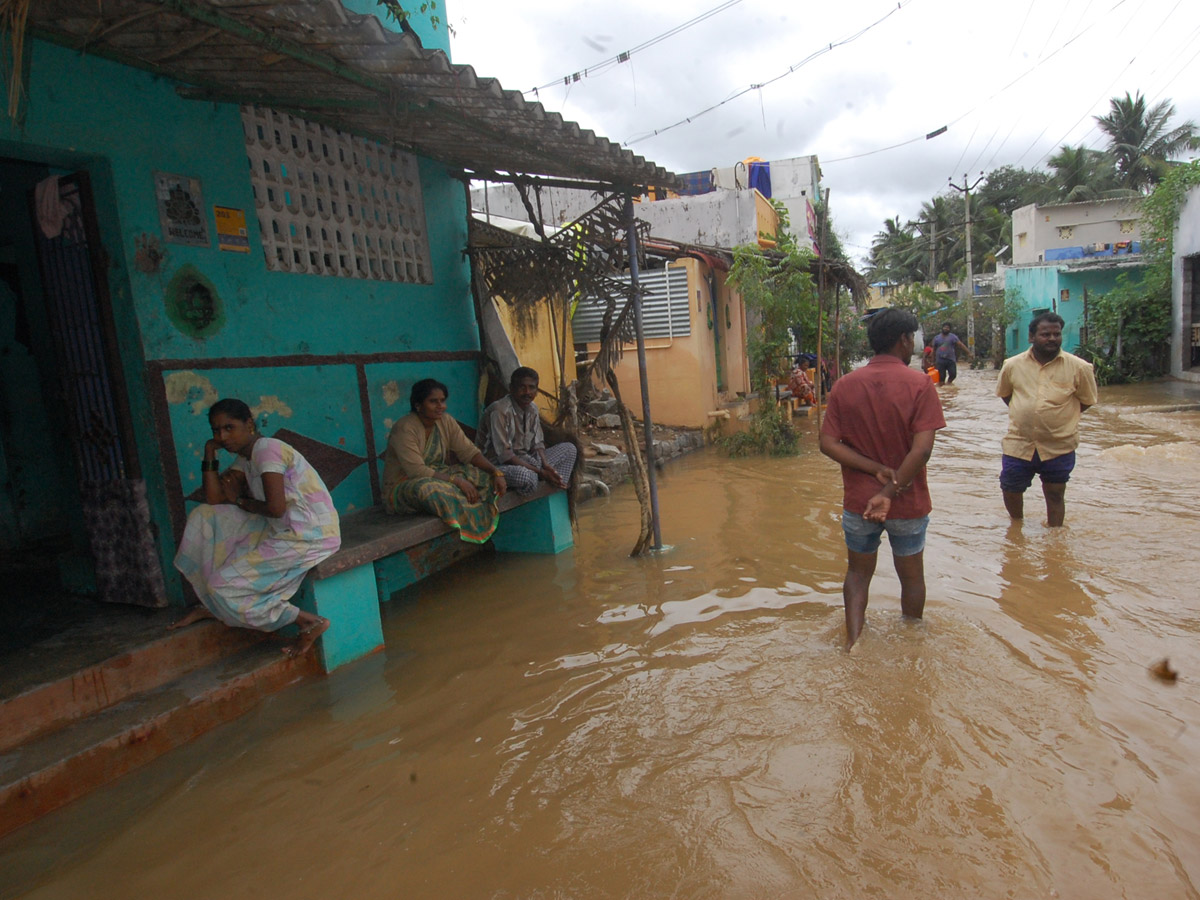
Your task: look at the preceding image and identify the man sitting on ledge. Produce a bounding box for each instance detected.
[477,366,577,495]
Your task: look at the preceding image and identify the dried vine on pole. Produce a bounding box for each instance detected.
[1,0,31,122]
[467,191,657,554]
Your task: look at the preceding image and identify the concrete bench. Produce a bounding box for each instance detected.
[298,483,571,672]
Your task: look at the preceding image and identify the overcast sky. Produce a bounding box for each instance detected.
[446,0,1200,268]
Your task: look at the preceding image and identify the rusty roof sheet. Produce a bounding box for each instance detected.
[29,0,678,188]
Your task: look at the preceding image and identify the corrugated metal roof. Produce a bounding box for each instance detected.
[29,0,678,188]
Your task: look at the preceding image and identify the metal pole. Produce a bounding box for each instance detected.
[626,194,662,549]
[949,172,985,355]
[815,188,830,429]
[834,286,841,382]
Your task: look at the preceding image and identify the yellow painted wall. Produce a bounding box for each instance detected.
[493,296,576,418]
[717,271,751,396]
[587,258,751,428]
[755,190,780,246]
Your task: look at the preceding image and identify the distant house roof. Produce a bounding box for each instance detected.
[31,0,678,188]
[644,237,868,303]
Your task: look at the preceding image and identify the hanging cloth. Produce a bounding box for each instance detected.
[748,162,772,198]
[34,175,72,239]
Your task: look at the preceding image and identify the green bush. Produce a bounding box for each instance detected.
[716,402,800,457]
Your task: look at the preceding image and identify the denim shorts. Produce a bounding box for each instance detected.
[999,451,1076,493]
[841,511,929,556]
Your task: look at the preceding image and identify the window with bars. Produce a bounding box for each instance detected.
[572,267,691,343]
[241,106,432,283]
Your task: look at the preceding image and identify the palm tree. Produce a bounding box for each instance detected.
[868,216,921,283]
[910,195,959,283]
[1047,144,1120,201]
[1094,92,1199,192]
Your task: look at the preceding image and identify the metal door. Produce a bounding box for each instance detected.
[31,171,166,606]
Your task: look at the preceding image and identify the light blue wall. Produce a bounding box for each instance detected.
[1004,265,1143,357]
[1,38,479,602]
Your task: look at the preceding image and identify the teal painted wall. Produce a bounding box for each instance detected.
[1004,265,1144,357]
[1,39,479,603]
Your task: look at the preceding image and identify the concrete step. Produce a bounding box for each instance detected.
[0,641,319,839]
[0,620,263,753]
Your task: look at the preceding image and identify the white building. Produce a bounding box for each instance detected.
[1012,198,1142,264]
[471,154,822,254]
[471,183,777,250]
[710,155,822,252]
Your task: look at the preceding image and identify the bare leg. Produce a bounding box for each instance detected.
[282,609,330,658]
[168,604,214,630]
[892,551,926,620]
[1003,490,1024,520]
[1042,481,1067,527]
[843,549,878,651]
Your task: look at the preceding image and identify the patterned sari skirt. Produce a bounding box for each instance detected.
[393,463,499,544]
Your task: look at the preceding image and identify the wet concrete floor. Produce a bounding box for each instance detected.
[3,370,1200,899]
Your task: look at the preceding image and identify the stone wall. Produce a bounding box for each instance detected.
[579,430,706,497]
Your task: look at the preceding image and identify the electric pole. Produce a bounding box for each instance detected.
[948,172,985,354]
[815,188,830,428]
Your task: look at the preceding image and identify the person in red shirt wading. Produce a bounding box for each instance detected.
[819,309,947,651]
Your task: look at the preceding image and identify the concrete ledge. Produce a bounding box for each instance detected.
[311,482,560,581]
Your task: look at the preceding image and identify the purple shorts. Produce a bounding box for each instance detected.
[999,451,1076,493]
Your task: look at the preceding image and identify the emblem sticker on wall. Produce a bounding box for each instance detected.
[154,172,209,246]
[164,264,225,339]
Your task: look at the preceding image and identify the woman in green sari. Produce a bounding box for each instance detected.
[381,378,508,543]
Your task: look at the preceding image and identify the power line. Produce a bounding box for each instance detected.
[523,0,744,97]
[623,1,913,147]
[1027,0,1187,168]
[945,0,1141,174]
[824,0,1149,172]
[1008,0,1036,58]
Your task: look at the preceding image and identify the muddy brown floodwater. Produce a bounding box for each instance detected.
[4,371,1200,899]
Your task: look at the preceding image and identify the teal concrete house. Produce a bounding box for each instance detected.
[1004,199,1146,356]
[1,0,675,669]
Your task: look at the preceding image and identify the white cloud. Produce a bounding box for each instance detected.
[449,0,1200,267]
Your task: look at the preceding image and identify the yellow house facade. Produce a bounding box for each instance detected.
[581,256,751,428]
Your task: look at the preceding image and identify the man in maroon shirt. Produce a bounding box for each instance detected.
[819,309,947,650]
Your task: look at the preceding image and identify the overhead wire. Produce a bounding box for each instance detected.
[623,0,913,147]
[523,0,744,97]
[1008,0,1036,58]
[824,0,1155,171]
[1026,0,1185,168]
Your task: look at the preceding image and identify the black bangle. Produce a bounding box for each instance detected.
[201,459,218,472]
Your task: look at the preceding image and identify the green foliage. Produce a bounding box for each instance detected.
[1079,269,1164,382]
[716,402,799,457]
[1078,159,1200,382]
[728,220,819,394]
[1094,92,1200,193]
[837,305,869,371]
[375,0,447,32]
[1047,145,1124,201]
[977,165,1053,215]
[867,216,922,283]
[812,196,849,263]
[869,91,1196,295]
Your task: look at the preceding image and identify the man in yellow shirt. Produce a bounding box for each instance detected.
[996,312,1098,526]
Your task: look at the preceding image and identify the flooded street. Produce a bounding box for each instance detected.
[4,371,1200,899]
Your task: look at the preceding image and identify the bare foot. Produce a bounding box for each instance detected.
[168,605,214,630]
[283,616,329,658]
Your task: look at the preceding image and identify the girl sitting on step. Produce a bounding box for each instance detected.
[170,398,340,658]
